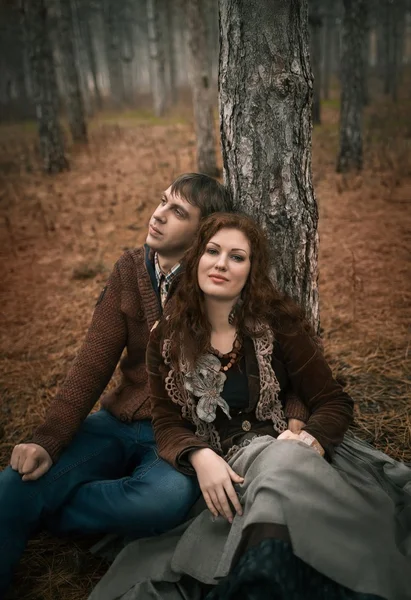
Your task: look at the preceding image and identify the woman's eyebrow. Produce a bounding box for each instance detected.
[207,241,248,254]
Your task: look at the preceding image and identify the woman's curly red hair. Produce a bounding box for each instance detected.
[163,212,309,368]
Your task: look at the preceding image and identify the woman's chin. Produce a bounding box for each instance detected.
[203,289,235,303]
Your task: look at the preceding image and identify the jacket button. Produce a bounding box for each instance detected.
[242,420,251,432]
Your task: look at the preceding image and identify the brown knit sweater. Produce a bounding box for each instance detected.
[31,246,310,462]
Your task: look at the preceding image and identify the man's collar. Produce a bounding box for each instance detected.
[154,251,181,287]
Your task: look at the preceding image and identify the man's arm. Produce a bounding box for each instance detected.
[277,322,354,458]
[29,257,128,462]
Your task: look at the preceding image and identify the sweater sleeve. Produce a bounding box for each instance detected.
[276,322,354,458]
[147,325,210,475]
[283,392,311,422]
[31,256,129,461]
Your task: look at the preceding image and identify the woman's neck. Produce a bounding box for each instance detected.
[205,297,237,354]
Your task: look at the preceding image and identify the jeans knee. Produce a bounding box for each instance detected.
[0,467,32,518]
[122,470,199,534]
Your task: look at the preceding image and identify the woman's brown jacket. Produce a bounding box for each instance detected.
[147,318,354,474]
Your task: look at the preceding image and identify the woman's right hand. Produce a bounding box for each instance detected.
[189,448,244,523]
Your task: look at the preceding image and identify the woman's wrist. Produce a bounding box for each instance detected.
[188,447,212,466]
[298,431,325,456]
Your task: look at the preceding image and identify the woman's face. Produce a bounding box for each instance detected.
[197,228,251,302]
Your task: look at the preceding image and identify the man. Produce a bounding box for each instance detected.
[0,173,234,596]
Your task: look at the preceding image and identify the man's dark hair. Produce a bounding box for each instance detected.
[170,173,233,218]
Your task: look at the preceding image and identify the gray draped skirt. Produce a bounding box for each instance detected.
[88,433,411,600]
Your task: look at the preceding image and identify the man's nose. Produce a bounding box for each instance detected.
[153,207,166,224]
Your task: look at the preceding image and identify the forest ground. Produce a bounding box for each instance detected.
[0,93,410,599]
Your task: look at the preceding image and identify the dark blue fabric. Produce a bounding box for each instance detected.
[144,243,161,306]
[205,539,384,600]
[0,410,199,596]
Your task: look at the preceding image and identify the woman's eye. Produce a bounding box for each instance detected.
[206,248,218,255]
[231,255,244,262]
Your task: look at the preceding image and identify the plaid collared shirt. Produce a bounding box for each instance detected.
[154,252,181,308]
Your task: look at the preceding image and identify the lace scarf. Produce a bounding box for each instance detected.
[162,325,287,456]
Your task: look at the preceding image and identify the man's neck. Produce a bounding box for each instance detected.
[156,252,182,274]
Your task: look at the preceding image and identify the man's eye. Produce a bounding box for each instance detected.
[174,208,183,217]
[161,198,166,205]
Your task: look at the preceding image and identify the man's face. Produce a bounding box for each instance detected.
[146,186,201,257]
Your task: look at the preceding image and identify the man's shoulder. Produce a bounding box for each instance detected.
[115,246,146,275]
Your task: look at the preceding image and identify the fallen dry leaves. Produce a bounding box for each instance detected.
[0,97,410,599]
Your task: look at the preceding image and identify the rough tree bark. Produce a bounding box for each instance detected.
[309,0,322,124]
[219,0,319,331]
[186,0,219,177]
[147,0,167,117]
[57,0,88,143]
[337,0,367,173]
[22,0,68,173]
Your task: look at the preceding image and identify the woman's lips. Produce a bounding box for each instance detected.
[209,274,228,283]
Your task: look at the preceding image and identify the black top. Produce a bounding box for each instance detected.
[219,355,249,410]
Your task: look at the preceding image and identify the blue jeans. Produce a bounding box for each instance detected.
[0,410,199,595]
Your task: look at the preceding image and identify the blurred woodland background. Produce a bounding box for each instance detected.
[0,0,410,598]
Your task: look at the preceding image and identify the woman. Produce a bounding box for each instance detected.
[89,213,410,600]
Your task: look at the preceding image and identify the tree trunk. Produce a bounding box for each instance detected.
[362,15,370,106]
[22,0,68,173]
[382,0,394,96]
[165,0,178,104]
[219,0,319,331]
[186,0,219,177]
[390,0,406,101]
[56,0,88,142]
[104,0,126,108]
[147,0,167,117]
[309,0,322,124]
[337,0,367,173]
[206,0,219,84]
[79,3,103,110]
[322,6,334,100]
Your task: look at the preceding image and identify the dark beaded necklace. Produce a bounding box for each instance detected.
[210,335,242,372]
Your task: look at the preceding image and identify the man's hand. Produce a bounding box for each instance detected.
[277,429,302,441]
[278,430,325,456]
[189,448,244,523]
[288,418,306,434]
[10,443,52,481]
